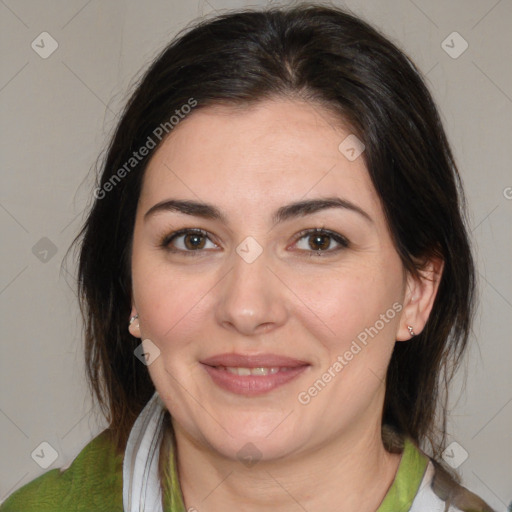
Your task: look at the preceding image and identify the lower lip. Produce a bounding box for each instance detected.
[201,364,309,396]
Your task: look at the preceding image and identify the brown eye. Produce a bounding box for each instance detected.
[183,232,206,250]
[308,233,332,251]
[293,228,349,255]
[161,229,217,254]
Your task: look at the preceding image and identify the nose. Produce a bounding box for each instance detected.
[214,247,288,337]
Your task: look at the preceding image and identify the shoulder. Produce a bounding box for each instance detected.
[411,459,497,512]
[0,429,124,512]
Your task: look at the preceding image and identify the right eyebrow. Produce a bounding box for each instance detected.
[144,199,226,223]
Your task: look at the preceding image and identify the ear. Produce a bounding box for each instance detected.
[396,257,444,341]
[128,306,141,339]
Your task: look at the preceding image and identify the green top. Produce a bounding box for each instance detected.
[0,430,428,511]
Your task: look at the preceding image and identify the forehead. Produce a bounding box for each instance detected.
[139,98,381,221]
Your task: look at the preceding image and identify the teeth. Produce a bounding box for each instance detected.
[222,366,282,376]
[230,367,251,376]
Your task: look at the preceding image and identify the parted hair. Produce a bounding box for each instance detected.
[71,3,493,510]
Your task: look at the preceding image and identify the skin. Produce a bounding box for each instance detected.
[128,98,442,512]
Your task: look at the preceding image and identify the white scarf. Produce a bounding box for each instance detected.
[123,391,166,512]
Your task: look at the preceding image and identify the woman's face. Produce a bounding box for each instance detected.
[130,98,411,462]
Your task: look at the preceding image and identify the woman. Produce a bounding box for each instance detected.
[0,3,496,511]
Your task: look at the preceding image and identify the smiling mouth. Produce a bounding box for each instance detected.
[200,355,310,396]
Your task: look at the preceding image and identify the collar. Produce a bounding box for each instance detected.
[376,437,430,511]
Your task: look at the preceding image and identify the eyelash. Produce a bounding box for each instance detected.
[158,228,350,257]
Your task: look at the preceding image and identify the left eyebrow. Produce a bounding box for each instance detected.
[272,197,373,225]
[143,196,372,224]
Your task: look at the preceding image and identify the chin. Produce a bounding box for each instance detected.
[211,430,304,464]
[179,408,308,462]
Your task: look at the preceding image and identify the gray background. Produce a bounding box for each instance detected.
[1,0,511,509]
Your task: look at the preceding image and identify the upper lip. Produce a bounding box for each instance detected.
[201,353,310,368]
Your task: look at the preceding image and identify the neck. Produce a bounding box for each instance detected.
[172,417,402,512]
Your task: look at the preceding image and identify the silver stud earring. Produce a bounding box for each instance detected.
[129,314,139,326]
[407,325,415,337]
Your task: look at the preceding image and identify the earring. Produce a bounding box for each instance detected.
[407,325,415,337]
[129,314,139,326]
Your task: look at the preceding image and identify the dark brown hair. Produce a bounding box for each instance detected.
[70,2,486,509]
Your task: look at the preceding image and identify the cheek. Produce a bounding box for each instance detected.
[289,261,403,347]
[131,246,185,331]
[133,264,210,346]
[131,262,213,401]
